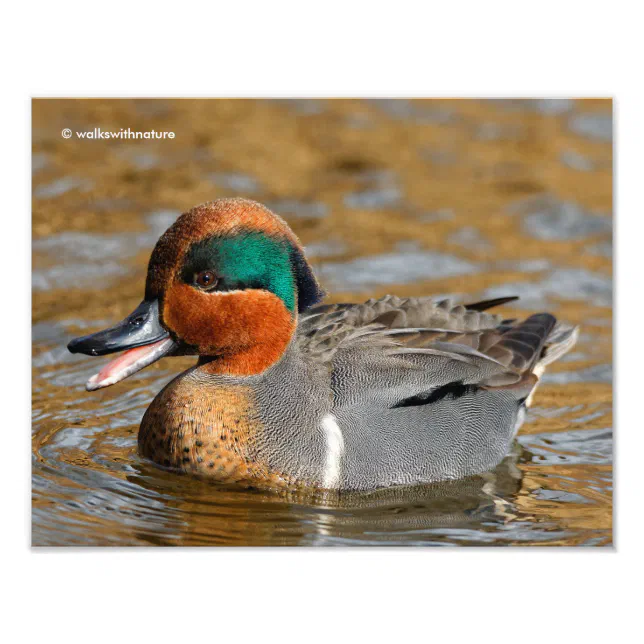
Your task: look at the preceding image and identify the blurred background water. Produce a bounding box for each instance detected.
[32,98,612,546]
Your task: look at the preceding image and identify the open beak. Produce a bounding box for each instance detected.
[67,299,176,391]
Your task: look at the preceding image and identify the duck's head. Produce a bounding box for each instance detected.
[68,198,325,389]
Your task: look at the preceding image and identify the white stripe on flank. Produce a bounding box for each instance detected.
[321,414,344,489]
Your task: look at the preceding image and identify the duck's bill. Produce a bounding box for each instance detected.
[67,299,177,391]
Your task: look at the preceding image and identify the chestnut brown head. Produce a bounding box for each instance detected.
[68,198,325,388]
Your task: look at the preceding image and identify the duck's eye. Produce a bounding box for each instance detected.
[194,270,218,290]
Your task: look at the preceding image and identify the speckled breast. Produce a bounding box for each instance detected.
[138,369,300,490]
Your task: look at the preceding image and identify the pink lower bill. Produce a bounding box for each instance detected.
[86,337,175,391]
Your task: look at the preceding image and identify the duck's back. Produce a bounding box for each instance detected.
[295,295,578,490]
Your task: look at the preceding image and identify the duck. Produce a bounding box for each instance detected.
[68,197,579,492]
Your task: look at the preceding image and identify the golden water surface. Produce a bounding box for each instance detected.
[32,98,612,546]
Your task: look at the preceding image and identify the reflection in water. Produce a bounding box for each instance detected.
[133,452,524,547]
[35,443,525,546]
[32,98,612,546]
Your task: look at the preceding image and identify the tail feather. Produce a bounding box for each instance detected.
[537,322,580,369]
[482,314,579,407]
[485,313,557,373]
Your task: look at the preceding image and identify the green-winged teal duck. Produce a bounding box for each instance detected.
[68,198,578,491]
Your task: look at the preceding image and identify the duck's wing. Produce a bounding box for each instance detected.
[298,295,572,408]
[298,295,516,360]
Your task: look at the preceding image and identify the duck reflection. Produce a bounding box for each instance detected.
[126,446,523,546]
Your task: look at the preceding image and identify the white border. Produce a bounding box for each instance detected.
[4,1,642,642]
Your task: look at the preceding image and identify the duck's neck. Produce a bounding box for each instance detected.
[197,321,296,376]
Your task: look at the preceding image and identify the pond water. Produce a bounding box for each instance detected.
[32,98,613,546]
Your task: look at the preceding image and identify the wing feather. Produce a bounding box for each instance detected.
[298,295,564,407]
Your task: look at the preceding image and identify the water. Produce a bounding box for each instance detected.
[32,98,613,546]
